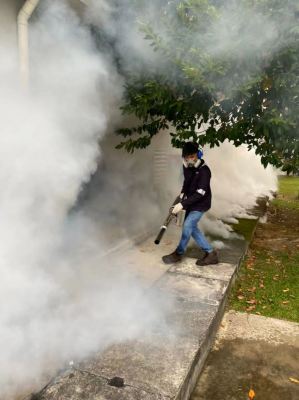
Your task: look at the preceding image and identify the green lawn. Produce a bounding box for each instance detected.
[272,176,299,211]
[278,176,299,197]
[230,249,299,322]
[229,176,299,323]
[232,218,258,242]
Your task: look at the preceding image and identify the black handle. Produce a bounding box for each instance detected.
[154,227,166,245]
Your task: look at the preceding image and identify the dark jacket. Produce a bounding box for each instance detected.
[181,159,212,212]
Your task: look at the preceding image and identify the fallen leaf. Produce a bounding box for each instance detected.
[237,295,245,300]
[246,305,256,312]
[289,377,299,384]
[282,301,290,305]
[248,388,255,399]
[259,283,265,288]
[283,288,290,293]
[246,299,257,304]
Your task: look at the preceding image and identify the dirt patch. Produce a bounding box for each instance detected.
[191,312,299,400]
[253,204,299,254]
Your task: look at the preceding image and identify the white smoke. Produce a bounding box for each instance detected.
[0,1,170,398]
[209,142,277,220]
[197,141,277,240]
[0,0,281,398]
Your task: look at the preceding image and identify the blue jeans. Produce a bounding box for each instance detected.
[176,211,213,255]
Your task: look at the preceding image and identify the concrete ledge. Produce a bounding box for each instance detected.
[29,217,261,400]
[168,261,237,282]
[34,262,240,400]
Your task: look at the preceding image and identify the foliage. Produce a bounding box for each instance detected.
[115,0,299,173]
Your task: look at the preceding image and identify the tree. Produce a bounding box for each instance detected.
[115,0,299,173]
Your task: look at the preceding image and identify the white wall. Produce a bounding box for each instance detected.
[0,0,21,49]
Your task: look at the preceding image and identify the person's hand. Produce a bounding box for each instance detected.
[172,203,183,214]
[179,193,184,199]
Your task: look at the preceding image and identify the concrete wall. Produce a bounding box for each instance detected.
[0,0,84,49]
[0,0,22,49]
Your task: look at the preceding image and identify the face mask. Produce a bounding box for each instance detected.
[186,159,196,167]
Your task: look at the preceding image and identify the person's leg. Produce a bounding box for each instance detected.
[191,215,213,253]
[162,211,194,264]
[176,211,203,255]
[162,211,218,265]
[186,211,219,265]
[189,215,219,265]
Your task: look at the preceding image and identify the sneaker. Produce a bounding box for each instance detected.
[196,250,219,266]
[162,251,182,264]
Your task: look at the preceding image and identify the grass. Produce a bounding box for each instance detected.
[278,175,299,197]
[272,198,299,211]
[272,176,299,211]
[230,249,299,322]
[231,218,258,242]
[229,176,299,323]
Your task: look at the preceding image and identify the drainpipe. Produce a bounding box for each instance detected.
[17,0,40,87]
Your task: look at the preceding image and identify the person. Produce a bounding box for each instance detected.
[162,142,219,266]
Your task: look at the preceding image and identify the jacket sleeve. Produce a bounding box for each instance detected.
[181,167,211,208]
[181,167,188,194]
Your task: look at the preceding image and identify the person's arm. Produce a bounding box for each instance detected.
[171,168,187,214]
[181,168,210,208]
[180,166,189,197]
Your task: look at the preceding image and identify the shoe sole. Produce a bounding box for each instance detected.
[162,258,182,265]
[196,260,219,266]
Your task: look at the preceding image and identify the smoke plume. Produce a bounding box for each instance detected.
[0,1,168,398]
[0,0,283,398]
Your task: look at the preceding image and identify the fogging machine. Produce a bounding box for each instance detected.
[154,195,181,245]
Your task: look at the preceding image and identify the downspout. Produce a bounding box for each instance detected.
[17,0,40,87]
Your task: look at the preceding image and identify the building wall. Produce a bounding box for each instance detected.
[0,0,84,49]
[0,0,21,49]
